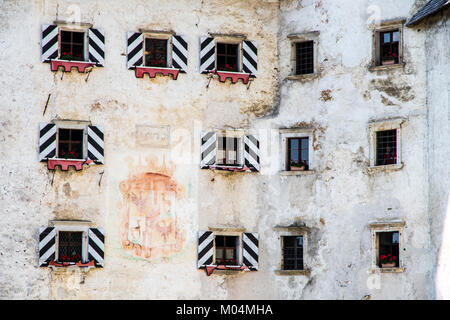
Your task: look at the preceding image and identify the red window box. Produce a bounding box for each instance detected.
[49,260,95,268]
[135,66,180,80]
[210,70,250,84]
[50,59,96,73]
[47,158,94,171]
[205,264,250,276]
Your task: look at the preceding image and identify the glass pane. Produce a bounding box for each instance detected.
[297,236,303,246]
[392,31,399,42]
[284,236,295,247]
[225,249,234,259]
[226,236,237,247]
[71,129,83,141]
[289,138,299,150]
[215,236,224,247]
[217,43,226,54]
[383,33,390,43]
[61,31,71,42]
[227,44,238,55]
[59,129,70,140]
[301,137,309,149]
[216,248,223,259]
[301,149,309,163]
[392,232,399,244]
[72,32,84,44]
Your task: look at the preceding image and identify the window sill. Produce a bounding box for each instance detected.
[287,73,319,81]
[50,59,96,73]
[47,158,94,171]
[203,264,252,276]
[206,164,254,172]
[275,269,311,276]
[368,63,405,72]
[367,163,403,174]
[371,267,405,274]
[280,170,316,176]
[210,70,251,84]
[135,66,180,80]
[48,260,96,272]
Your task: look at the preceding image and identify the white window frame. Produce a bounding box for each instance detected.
[280,128,315,175]
[214,129,245,167]
[56,22,91,63]
[368,118,405,171]
[370,221,405,273]
[50,220,91,265]
[211,34,246,73]
[141,31,173,68]
[209,228,246,267]
[53,120,90,161]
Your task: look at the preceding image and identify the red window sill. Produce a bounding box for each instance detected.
[135,66,180,80]
[50,59,96,73]
[205,264,250,276]
[211,70,250,84]
[47,158,94,171]
[49,260,95,267]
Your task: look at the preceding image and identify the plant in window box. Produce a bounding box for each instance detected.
[381,52,398,65]
[380,254,397,268]
[61,52,84,62]
[60,150,81,160]
[217,259,238,266]
[290,160,308,171]
[222,64,237,72]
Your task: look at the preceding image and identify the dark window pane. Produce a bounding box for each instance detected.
[376,129,397,166]
[60,31,85,61]
[378,231,400,267]
[144,38,167,67]
[216,43,239,72]
[295,41,314,75]
[288,137,309,171]
[283,236,304,270]
[58,231,83,262]
[58,128,84,159]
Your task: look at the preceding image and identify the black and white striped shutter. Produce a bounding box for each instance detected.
[39,123,57,162]
[199,36,215,74]
[88,28,105,67]
[38,227,56,267]
[41,24,59,62]
[244,134,260,172]
[88,228,104,267]
[200,131,216,169]
[172,35,188,73]
[242,232,259,270]
[242,40,257,77]
[87,125,104,164]
[126,32,143,69]
[197,231,214,268]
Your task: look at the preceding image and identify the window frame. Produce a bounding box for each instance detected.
[210,229,244,267]
[281,235,304,271]
[215,130,245,167]
[274,225,310,276]
[210,34,245,73]
[54,121,89,161]
[57,25,89,62]
[142,33,172,68]
[370,221,405,272]
[51,220,91,265]
[287,31,319,80]
[216,42,241,72]
[280,129,315,175]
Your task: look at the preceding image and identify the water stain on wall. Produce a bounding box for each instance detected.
[118,157,186,260]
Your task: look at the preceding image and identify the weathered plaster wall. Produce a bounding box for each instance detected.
[0,0,443,300]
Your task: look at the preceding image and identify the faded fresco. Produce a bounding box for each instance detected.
[118,157,186,260]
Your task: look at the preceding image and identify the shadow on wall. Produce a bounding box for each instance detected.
[118,157,186,260]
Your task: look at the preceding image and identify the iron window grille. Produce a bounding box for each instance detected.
[375,129,397,166]
[287,137,309,171]
[144,38,168,68]
[215,235,238,265]
[58,231,83,263]
[377,231,400,267]
[282,236,304,270]
[295,41,314,75]
[217,43,239,72]
[60,30,85,61]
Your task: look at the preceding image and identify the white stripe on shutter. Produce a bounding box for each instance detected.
[38,227,56,267]
[126,32,143,69]
[39,123,57,161]
[88,28,105,66]
[244,135,260,172]
[242,232,259,270]
[41,24,59,62]
[199,37,215,73]
[200,131,216,168]
[88,228,105,267]
[172,35,188,73]
[87,125,104,164]
[198,231,214,268]
[242,40,257,77]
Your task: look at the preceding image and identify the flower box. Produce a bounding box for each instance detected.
[211,70,250,84]
[47,159,94,171]
[290,165,306,171]
[381,262,396,268]
[49,260,95,268]
[381,59,396,66]
[135,66,180,80]
[50,59,96,73]
[205,264,250,276]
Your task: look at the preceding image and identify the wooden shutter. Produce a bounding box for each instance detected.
[244,134,260,172]
[199,36,215,73]
[126,32,143,69]
[88,228,105,267]
[41,24,59,62]
[172,35,188,73]
[38,227,56,267]
[242,40,257,77]
[87,125,104,164]
[242,232,259,270]
[39,123,56,162]
[200,131,216,168]
[197,230,214,268]
[88,28,105,67]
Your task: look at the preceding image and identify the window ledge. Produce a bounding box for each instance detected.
[367,163,403,174]
[135,66,180,80]
[47,158,94,171]
[50,59,96,73]
[207,164,255,173]
[287,73,319,81]
[48,260,96,272]
[371,267,405,274]
[280,170,316,176]
[275,269,311,276]
[369,63,405,72]
[210,70,251,84]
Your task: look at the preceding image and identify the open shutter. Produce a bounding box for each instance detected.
[126,32,143,69]
[200,131,216,168]
[39,123,56,162]
[38,227,56,267]
[88,28,105,67]
[242,232,259,270]
[88,228,104,267]
[172,35,188,73]
[199,36,215,73]
[242,40,257,77]
[41,24,59,62]
[244,134,260,172]
[198,230,214,268]
[87,125,104,164]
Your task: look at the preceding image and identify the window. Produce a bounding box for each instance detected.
[370,221,404,272]
[60,30,85,61]
[215,235,238,265]
[217,136,241,166]
[58,128,84,160]
[379,30,399,65]
[38,221,105,268]
[280,129,314,174]
[295,41,314,75]
[368,118,404,170]
[144,38,168,67]
[375,129,397,166]
[287,137,309,171]
[282,236,304,270]
[217,43,239,72]
[377,231,400,268]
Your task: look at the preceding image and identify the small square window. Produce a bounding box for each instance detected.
[60,30,85,61]
[58,231,83,263]
[58,128,84,160]
[217,43,239,72]
[377,231,400,268]
[144,38,168,67]
[282,236,304,270]
[217,136,241,166]
[379,30,399,66]
[215,235,238,265]
[375,129,397,166]
[295,41,314,75]
[287,137,309,171]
